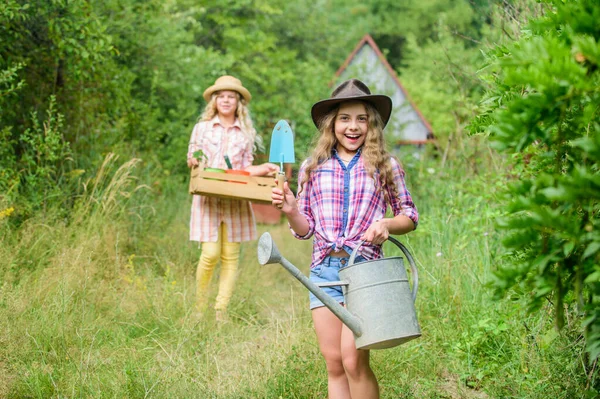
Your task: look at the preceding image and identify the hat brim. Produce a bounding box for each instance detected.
[311,95,392,129]
[203,84,252,102]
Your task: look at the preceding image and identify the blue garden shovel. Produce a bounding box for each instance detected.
[268,120,295,208]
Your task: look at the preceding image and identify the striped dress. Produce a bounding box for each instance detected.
[187,116,256,243]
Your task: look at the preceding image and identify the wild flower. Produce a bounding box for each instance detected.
[0,207,15,219]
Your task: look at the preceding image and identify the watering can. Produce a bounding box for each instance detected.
[257,232,421,350]
[268,120,295,200]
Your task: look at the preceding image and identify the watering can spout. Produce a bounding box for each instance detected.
[258,233,363,337]
[257,232,281,265]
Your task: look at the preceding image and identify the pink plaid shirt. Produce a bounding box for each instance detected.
[292,149,418,268]
[187,117,256,243]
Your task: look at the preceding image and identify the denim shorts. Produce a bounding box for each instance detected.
[309,255,366,310]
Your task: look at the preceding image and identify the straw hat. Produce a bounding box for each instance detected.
[311,79,392,129]
[203,75,252,102]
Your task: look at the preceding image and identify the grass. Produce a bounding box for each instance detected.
[0,154,596,398]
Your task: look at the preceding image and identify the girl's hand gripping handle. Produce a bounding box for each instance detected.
[275,172,286,209]
[271,179,297,213]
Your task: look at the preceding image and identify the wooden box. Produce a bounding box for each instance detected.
[189,166,276,204]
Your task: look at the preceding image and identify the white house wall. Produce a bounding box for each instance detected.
[337,44,430,142]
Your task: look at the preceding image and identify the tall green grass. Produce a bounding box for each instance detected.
[0,152,595,398]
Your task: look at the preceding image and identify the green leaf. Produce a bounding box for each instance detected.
[540,328,559,350]
[540,186,569,201]
[583,242,600,260]
[563,241,575,256]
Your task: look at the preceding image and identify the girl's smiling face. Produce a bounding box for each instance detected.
[334,101,368,158]
[215,90,239,118]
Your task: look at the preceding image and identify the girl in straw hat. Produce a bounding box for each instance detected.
[271,79,418,398]
[187,75,279,321]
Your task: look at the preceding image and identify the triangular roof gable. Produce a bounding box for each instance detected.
[334,34,434,144]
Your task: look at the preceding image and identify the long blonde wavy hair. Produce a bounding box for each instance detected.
[299,100,399,205]
[199,91,263,151]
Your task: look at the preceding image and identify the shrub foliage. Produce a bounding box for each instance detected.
[471,0,600,361]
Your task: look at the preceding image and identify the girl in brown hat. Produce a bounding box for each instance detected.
[272,79,418,398]
[187,75,279,321]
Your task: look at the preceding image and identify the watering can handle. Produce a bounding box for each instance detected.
[349,237,419,303]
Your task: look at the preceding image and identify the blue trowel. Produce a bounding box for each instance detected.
[269,120,295,207]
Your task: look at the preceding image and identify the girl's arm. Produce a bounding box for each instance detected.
[240,138,279,176]
[360,216,415,245]
[245,163,280,176]
[361,158,418,245]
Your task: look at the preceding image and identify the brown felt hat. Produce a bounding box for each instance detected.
[203,75,252,102]
[311,79,392,129]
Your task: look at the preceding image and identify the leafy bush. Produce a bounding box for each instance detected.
[471,0,600,363]
[0,93,75,222]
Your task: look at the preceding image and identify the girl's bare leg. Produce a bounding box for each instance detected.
[312,307,351,398]
[341,325,379,398]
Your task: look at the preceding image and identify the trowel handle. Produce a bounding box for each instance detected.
[349,237,419,303]
[275,172,285,209]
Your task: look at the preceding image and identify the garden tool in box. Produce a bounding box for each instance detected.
[268,120,295,204]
